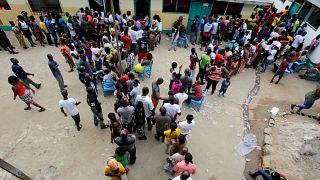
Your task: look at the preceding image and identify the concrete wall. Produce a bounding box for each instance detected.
[241,4,255,18]
[0,0,89,27]
[272,0,292,13]
[150,0,189,32]
[119,0,134,16]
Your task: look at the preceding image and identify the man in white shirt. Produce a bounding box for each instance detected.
[163,96,181,121]
[291,31,307,51]
[135,87,154,130]
[178,114,195,137]
[172,170,192,180]
[261,46,279,72]
[129,79,141,105]
[59,89,82,131]
[174,87,188,108]
[129,26,138,55]
[211,21,219,40]
[91,42,103,70]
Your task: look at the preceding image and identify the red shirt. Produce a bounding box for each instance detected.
[269,13,276,25]
[279,60,289,72]
[193,84,203,100]
[215,54,223,65]
[121,35,131,49]
[120,74,129,85]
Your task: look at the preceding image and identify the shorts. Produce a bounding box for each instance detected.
[138,52,148,61]
[19,89,33,104]
[152,97,159,108]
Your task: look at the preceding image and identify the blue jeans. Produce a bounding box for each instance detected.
[262,59,272,72]
[251,170,272,180]
[296,98,314,111]
[190,32,196,44]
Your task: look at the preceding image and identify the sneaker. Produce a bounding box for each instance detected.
[77,124,82,131]
[38,108,45,112]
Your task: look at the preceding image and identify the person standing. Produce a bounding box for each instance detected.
[196,48,211,85]
[115,130,137,164]
[47,54,67,92]
[205,60,229,95]
[163,96,181,121]
[178,115,195,138]
[164,122,181,154]
[180,69,192,94]
[154,107,171,142]
[151,78,165,109]
[11,58,41,89]
[59,89,82,131]
[190,16,198,45]
[39,16,53,45]
[0,28,18,54]
[46,16,59,46]
[129,79,141,105]
[86,87,108,129]
[8,75,45,112]
[173,153,196,177]
[29,16,45,46]
[291,31,307,52]
[135,87,155,130]
[189,48,199,79]
[117,99,135,132]
[291,87,320,113]
[17,15,36,47]
[137,32,150,63]
[9,21,29,49]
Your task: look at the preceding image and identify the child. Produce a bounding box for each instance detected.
[189,48,198,79]
[171,74,182,94]
[270,57,291,84]
[169,62,182,89]
[218,78,231,97]
[127,49,135,70]
[134,101,147,140]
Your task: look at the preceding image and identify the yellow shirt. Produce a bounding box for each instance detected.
[164,128,181,142]
[104,162,126,177]
[39,22,49,33]
[272,17,279,27]
[134,63,144,73]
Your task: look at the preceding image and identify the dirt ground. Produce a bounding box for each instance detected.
[243,70,320,180]
[0,33,256,180]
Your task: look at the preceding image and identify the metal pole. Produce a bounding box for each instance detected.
[0,158,32,180]
[109,0,123,75]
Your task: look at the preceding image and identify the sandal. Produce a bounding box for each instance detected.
[24,107,32,110]
[38,108,46,112]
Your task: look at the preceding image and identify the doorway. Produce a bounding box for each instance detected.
[88,0,119,13]
[187,1,212,33]
[135,0,150,19]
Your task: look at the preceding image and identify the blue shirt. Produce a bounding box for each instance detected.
[45,19,55,33]
[48,60,61,77]
[197,19,205,31]
[12,64,27,80]
[221,79,231,89]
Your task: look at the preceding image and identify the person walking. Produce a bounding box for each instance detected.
[291,87,320,113]
[8,75,45,112]
[47,54,67,92]
[11,58,41,89]
[59,89,82,131]
[86,87,108,129]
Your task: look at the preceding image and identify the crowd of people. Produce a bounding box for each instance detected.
[3,3,320,180]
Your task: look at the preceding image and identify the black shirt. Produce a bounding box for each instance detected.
[137,37,150,53]
[87,93,102,113]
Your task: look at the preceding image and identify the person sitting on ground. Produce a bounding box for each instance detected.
[173,152,196,177]
[299,66,320,79]
[163,147,188,173]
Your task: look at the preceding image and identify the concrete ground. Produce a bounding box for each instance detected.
[0,32,318,180]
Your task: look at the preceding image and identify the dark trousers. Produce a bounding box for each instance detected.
[146,116,153,130]
[129,146,136,164]
[219,88,227,95]
[205,79,219,94]
[44,32,53,45]
[50,32,58,45]
[71,113,81,128]
[95,59,102,70]
[250,170,272,180]
[196,68,206,84]
[155,131,165,142]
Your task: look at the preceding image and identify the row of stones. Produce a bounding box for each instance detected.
[262,115,276,169]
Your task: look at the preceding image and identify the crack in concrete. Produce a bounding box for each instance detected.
[243,69,261,130]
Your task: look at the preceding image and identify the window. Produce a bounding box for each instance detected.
[212,1,243,15]
[0,0,11,10]
[298,1,320,29]
[163,0,191,13]
[27,0,62,13]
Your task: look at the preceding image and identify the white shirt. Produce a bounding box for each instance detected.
[135,95,154,117]
[108,14,113,23]
[292,35,304,48]
[130,85,141,105]
[203,23,212,33]
[59,98,79,116]
[172,176,192,180]
[137,29,143,39]
[129,29,138,43]
[163,103,181,119]
[211,22,219,35]
[91,47,101,61]
[267,49,277,60]
[174,93,188,108]
[272,41,281,49]
[178,120,195,135]
[268,32,279,41]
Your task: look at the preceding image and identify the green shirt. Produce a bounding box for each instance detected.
[115,152,129,167]
[292,20,300,32]
[199,54,210,69]
[305,90,320,102]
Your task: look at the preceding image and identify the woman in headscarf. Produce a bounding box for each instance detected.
[104,157,128,180]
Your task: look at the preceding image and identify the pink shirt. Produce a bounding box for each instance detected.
[173,160,196,176]
[171,81,182,94]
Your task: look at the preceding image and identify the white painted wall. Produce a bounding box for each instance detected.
[241,4,255,17]
[272,0,292,13]
[119,0,134,10]
[151,0,162,11]
[305,25,320,64]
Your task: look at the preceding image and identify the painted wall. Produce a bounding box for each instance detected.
[0,0,88,28]
[119,0,134,15]
[241,4,256,18]
[150,0,188,32]
[272,0,292,13]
